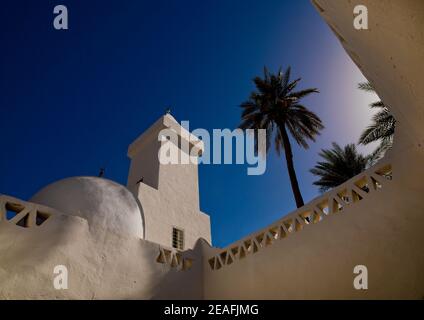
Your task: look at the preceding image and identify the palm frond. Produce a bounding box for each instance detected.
[287,88,319,100]
[370,101,385,108]
[310,142,368,192]
[358,81,374,92]
[359,109,395,145]
[281,66,291,92]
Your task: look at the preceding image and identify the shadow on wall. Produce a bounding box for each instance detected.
[147,238,210,300]
[0,196,87,268]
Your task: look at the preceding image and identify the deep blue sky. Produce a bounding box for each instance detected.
[0,0,377,247]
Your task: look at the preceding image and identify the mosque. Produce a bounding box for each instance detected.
[1,0,423,299]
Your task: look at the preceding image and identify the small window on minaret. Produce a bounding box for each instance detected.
[172,227,184,250]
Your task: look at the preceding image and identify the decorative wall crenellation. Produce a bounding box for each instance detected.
[208,161,393,271]
[156,246,194,271]
[0,195,53,228]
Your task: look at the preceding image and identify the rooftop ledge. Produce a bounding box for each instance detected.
[127,114,204,159]
[208,158,393,271]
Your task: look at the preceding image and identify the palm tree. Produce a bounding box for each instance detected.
[358,81,396,161]
[310,143,370,192]
[239,67,324,208]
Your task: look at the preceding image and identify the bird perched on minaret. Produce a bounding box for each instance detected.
[98,168,105,178]
[165,107,171,115]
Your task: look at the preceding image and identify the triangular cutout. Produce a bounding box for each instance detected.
[331,196,344,213]
[337,190,350,204]
[170,254,178,268]
[284,219,293,232]
[351,190,363,202]
[239,246,246,259]
[36,211,50,226]
[295,219,303,231]
[312,210,321,223]
[6,209,19,221]
[371,171,387,185]
[279,226,287,239]
[244,240,252,252]
[208,258,215,270]
[269,227,278,239]
[5,202,24,221]
[16,213,30,228]
[220,251,227,262]
[322,206,330,215]
[255,233,264,246]
[253,241,259,253]
[215,258,222,270]
[300,211,312,224]
[331,198,339,214]
[265,233,273,246]
[351,184,368,199]
[226,254,233,265]
[163,249,171,264]
[175,253,182,266]
[156,250,166,263]
[371,176,382,190]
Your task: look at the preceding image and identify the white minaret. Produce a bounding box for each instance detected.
[127,113,211,249]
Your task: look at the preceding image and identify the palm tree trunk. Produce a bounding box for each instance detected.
[280,126,304,208]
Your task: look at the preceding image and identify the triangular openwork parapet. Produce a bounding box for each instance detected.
[156,246,194,271]
[0,195,55,228]
[208,161,393,271]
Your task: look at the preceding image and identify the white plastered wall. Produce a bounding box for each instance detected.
[201,0,424,299]
[0,195,206,299]
[1,0,423,300]
[127,114,211,250]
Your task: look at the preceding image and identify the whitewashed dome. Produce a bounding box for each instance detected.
[30,177,144,238]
